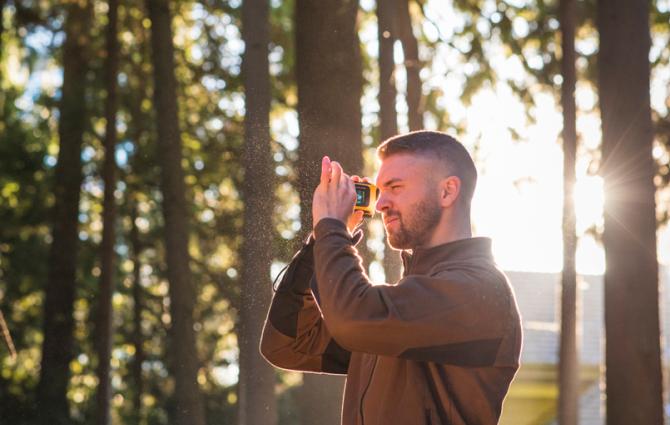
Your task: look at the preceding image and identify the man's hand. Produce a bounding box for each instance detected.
[312,156,363,233]
[347,175,371,232]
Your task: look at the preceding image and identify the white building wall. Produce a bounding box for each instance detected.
[505,265,670,425]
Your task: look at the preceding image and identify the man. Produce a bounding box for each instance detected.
[261,131,522,424]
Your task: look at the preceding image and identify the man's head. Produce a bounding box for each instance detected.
[375,131,477,250]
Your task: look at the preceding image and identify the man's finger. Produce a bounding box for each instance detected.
[351,175,361,182]
[320,156,331,185]
[340,166,352,188]
[331,161,343,187]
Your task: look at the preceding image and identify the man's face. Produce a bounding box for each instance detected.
[375,154,443,250]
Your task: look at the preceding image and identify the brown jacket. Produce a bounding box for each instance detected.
[261,219,522,425]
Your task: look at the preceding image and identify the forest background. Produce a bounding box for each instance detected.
[1,0,669,424]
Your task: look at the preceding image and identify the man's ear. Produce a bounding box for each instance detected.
[439,176,461,208]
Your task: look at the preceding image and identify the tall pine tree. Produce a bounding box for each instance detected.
[597,1,663,424]
[377,0,403,283]
[94,0,120,423]
[294,0,363,423]
[238,0,277,423]
[558,0,578,423]
[145,1,206,424]
[37,2,91,423]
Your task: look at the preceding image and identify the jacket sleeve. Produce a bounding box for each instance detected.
[312,218,514,367]
[259,236,351,375]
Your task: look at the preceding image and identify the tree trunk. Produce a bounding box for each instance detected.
[0,0,5,80]
[377,0,403,283]
[126,20,150,419]
[238,0,277,424]
[295,0,363,212]
[295,0,361,422]
[378,0,398,142]
[36,2,90,424]
[597,2,663,424]
[95,1,119,423]
[395,0,422,131]
[558,0,579,424]
[145,1,206,424]
[130,201,145,424]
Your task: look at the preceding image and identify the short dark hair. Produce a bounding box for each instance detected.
[377,130,478,205]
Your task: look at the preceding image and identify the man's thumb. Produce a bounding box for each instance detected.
[320,156,331,185]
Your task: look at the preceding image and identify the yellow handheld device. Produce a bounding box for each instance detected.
[354,182,379,217]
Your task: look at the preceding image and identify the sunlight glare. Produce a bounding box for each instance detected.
[574,175,604,235]
[464,80,608,274]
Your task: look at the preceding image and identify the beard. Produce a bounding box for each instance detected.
[385,195,442,250]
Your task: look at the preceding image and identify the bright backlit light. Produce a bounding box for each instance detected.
[465,82,608,274]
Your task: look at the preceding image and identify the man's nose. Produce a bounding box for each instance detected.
[376,191,390,213]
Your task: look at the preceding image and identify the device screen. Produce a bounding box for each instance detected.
[355,187,368,206]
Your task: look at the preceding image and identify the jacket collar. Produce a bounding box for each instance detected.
[400,237,494,276]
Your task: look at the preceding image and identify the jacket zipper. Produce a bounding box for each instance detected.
[425,408,432,425]
[359,355,378,425]
[406,250,418,277]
